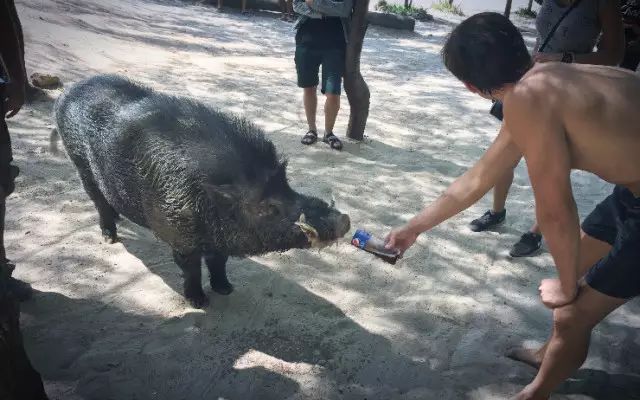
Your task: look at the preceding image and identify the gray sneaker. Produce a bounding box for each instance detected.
[509,232,542,257]
[470,209,506,232]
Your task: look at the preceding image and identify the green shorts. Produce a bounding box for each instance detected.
[295,46,345,95]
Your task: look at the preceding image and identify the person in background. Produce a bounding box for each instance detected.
[293,0,352,151]
[4,0,44,103]
[280,0,294,21]
[469,0,624,258]
[0,0,33,301]
[621,0,640,70]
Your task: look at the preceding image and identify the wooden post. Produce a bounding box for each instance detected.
[344,0,371,141]
[504,0,513,18]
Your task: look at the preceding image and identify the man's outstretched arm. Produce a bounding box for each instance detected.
[386,124,522,253]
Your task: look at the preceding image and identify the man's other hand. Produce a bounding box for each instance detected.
[539,278,578,309]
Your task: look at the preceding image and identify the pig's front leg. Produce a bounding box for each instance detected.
[203,249,233,295]
[172,249,208,308]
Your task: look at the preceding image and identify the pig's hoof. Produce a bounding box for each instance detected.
[101,229,118,244]
[187,293,209,308]
[211,281,234,296]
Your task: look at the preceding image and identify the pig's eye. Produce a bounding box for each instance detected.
[268,204,280,216]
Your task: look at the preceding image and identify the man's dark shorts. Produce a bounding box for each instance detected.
[582,185,640,299]
[295,46,344,95]
[0,100,19,197]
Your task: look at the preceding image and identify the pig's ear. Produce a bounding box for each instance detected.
[202,183,237,203]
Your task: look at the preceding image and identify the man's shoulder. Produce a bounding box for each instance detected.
[505,79,546,114]
[519,63,562,86]
[506,64,567,107]
[503,66,564,137]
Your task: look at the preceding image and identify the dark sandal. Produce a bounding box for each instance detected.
[323,132,343,150]
[301,130,318,145]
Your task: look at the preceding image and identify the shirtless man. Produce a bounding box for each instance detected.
[385,12,640,400]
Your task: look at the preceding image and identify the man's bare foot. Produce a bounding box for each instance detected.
[512,385,549,400]
[506,346,544,369]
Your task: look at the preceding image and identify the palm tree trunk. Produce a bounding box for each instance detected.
[344,0,371,141]
[504,0,513,18]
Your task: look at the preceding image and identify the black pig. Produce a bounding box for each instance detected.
[53,75,350,307]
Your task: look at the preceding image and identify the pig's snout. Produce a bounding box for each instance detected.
[335,214,350,238]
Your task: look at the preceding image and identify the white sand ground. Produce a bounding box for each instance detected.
[7,0,640,399]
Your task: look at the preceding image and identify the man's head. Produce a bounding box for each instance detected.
[442,12,532,98]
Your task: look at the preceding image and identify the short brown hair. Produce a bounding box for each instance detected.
[442,12,532,94]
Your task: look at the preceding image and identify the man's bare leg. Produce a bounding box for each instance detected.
[528,221,541,235]
[322,93,343,150]
[324,93,340,134]
[514,285,626,400]
[470,168,513,231]
[496,168,539,248]
[507,231,612,368]
[304,87,318,132]
[287,0,294,18]
[507,343,548,370]
[494,170,542,236]
[493,168,514,213]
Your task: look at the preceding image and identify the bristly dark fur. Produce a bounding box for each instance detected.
[54,74,286,185]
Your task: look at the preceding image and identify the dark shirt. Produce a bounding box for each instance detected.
[622,0,640,40]
[295,16,346,49]
[622,0,640,24]
[1,0,20,83]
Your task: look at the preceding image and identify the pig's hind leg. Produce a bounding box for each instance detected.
[173,249,208,308]
[203,249,233,295]
[69,155,119,243]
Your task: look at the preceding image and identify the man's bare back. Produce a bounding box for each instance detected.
[507,63,640,193]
